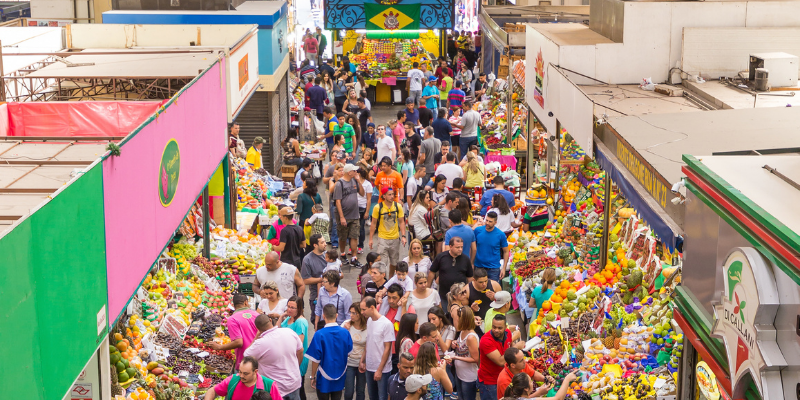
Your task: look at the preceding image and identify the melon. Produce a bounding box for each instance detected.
[118,372,130,382]
[125,368,137,379]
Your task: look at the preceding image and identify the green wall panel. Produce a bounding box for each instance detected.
[0,164,108,400]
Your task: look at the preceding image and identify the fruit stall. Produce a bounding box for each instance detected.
[675,154,800,400]
[502,130,688,398]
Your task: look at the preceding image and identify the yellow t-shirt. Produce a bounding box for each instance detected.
[465,164,485,188]
[484,308,507,332]
[246,147,262,170]
[372,201,404,240]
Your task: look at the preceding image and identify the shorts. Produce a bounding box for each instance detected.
[338,219,360,240]
[377,237,401,266]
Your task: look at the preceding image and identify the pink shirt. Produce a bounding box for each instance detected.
[213,373,282,400]
[244,326,304,395]
[227,309,259,370]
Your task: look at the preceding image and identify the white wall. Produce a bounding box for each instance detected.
[68,24,256,48]
[526,27,561,133]
[32,0,93,21]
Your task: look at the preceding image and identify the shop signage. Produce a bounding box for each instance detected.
[614,141,668,209]
[696,361,720,400]
[533,48,544,108]
[711,247,781,397]
[70,383,93,399]
[238,54,249,91]
[365,4,420,31]
[158,139,181,207]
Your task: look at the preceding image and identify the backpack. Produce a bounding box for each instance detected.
[373,201,399,233]
[226,374,275,400]
[424,205,446,241]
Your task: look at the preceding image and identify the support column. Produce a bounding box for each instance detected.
[203,186,210,258]
[600,173,611,269]
[223,153,232,228]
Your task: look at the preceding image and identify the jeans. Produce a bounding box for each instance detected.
[300,377,307,400]
[284,388,302,400]
[477,267,500,283]
[459,380,477,400]
[366,371,390,400]
[440,296,448,315]
[460,136,478,163]
[358,207,367,248]
[476,380,496,400]
[330,203,339,247]
[409,90,423,106]
[317,389,343,400]
[345,365,367,400]
[446,363,458,397]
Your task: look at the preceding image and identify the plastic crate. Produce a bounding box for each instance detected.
[239,274,256,297]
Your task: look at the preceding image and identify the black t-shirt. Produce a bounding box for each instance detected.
[358,107,372,134]
[279,224,306,269]
[453,189,472,211]
[474,80,488,96]
[430,251,473,299]
[408,134,422,162]
[364,279,386,299]
[433,152,447,168]
[467,281,492,319]
[419,107,433,128]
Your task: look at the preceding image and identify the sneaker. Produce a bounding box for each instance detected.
[449,393,458,400]
[351,257,358,265]
[357,247,364,254]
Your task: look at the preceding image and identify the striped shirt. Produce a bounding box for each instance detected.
[448,88,465,110]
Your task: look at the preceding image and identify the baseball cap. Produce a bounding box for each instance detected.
[405,374,433,393]
[381,186,395,195]
[428,76,438,82]
[367,122,376,128]
[279,207,295,217]
[334,150,346,159]
[406,97,415,104]
[490,291,512,308]
[344,164,359,173]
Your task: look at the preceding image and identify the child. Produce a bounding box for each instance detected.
[385,261,414,292]
[305,204,330,242]
[357,252,381,296]
[323,249,344,278]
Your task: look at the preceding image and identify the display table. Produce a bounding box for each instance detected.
[485,153,518,171]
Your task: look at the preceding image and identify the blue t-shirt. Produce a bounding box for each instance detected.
[405,108,420,126]
[431,117,453,143]
[530,285,554,317]
[479,188,516,216]
[473,226,508,270]
[295,168,306,188]
[325,116,339,145]
[281,317,310,375]
[307,85,328,114]
[423,85,439,110]
[444,224,476,259]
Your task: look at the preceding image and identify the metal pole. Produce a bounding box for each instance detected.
[600,170,612,269]
[223,153,232,228]
[506,53,513,145]
[0,40,6,103]
[203,186,210,259]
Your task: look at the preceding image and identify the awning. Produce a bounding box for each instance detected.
[595,137,681,251]
[478,9,508,50]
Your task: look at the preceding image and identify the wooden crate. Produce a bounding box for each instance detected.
[498,65,510,77]
[281,164,298,180]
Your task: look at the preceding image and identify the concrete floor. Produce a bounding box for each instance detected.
[299,108,524,399]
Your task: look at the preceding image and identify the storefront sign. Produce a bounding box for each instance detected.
[614,141,668,209]
[711,247,781,397]
[533,48,544,108]
[696,361,720,400]
[158,139,181,207]
[238,54,249,90]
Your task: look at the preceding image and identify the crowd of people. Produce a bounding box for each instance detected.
[217,49,579,400]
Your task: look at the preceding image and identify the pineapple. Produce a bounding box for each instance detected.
[602,333,614,349]
[613,329,622,350]
[575,344,585,361]
[111,364,124,397]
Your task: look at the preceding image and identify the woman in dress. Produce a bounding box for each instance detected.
[396,313,418,356]
[346,113,362,147]
[488,193,516,234]
[446,283,469,329]
[408,190,433,240]
[462,152,485,189]
[279,296,310,400]
[396,148,415,184]
[449,307,479,400]
[407,272,441,326]
[413,342,453,400]
[258,281,288,316]
[342,303,368,400]
[322,71,335,105]
[431,175,449,204]
[402,239,432,276]
[342,89,360,116]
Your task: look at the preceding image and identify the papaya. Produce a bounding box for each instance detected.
[151,367,164,376]
[109,344,120,354]
[115,361,125,372]
[122,358,130,368]
[110,353,121,365]
[146,361,158,371]
[118,372,130,382]
[126,368,137,379]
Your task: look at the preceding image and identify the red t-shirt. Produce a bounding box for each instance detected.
[478,329,511,385]
[409,340,441,360]
[497,364,536,398]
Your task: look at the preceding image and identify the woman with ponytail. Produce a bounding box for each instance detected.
[528,268,556,320]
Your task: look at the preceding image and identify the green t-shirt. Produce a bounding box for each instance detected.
[333,123,357,153]
[483,308,507,332]
[439,76,453,98]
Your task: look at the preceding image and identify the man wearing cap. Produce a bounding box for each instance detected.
[422,76,440,111]
[369,186,407,274]
[388,352,416,400]
[482,291,512,333]
[406,62,425,107]
[404,374,432,400]
[274,207,307,272]
[334,164,366,264]
[404,97,420,127]
[477,314,523,400]
[246,137,265,170]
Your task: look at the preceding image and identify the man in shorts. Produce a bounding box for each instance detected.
[334,164,366,264]
[369,187,407,275]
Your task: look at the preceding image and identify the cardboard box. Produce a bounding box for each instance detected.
[498,65,510,77]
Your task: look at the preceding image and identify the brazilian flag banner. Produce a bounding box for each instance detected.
[364,3,421,31]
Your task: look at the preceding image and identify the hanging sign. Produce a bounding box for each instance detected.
[365,4,420,31]
[158,139,181,207]
[711,247,782,398]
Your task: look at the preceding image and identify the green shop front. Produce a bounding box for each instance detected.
[676,154,800,400]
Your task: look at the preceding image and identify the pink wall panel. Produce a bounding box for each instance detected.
[103,62,228,320]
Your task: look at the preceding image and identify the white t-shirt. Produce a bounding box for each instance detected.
[255,263,298,299]
[488,207,515,233]
[366,316,396,373]
[406,176,421,201]
[307,212,330,224]
[323,259,343,275]
[408,69,425,91]
[358,180,373,208]
[376,136,396,164]
[460,110,481,138]
[403,256,432,276]
[257,298,288,315]
[408,204,431,239]
[386,274,414,292]
[408,290,441,326]
[435,163,465,188]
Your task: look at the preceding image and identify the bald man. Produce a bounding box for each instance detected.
[254,251,306,299]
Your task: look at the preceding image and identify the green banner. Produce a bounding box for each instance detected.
[365,4,421,31]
